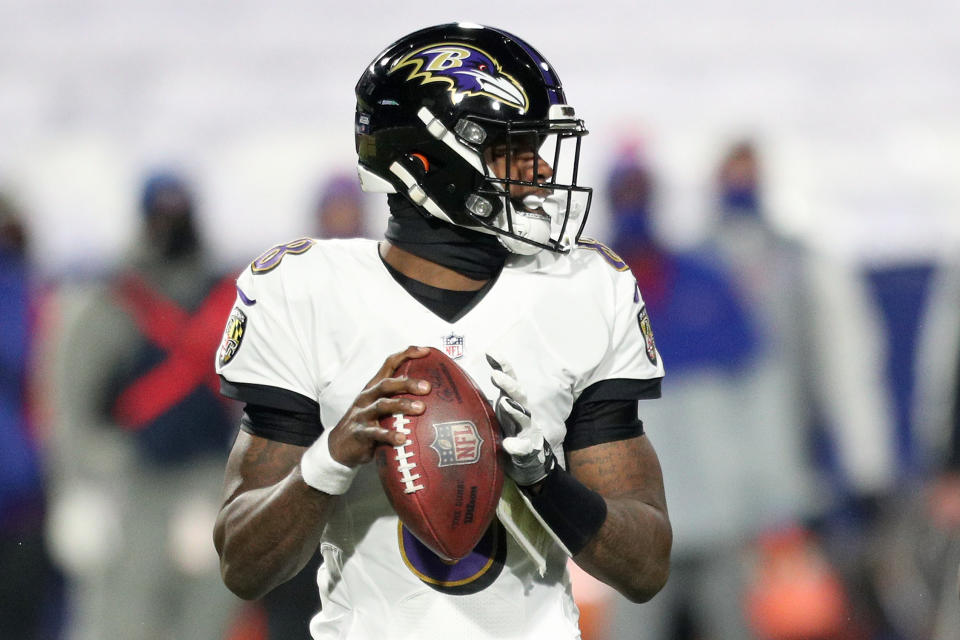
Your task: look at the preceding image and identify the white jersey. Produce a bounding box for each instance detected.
[216,237,663,640]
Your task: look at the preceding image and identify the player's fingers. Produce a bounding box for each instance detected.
[490,369,513,393]
[498,396,531,425]
[496,409,519,438]
[502,435,534,456]
[369,396,425,419]
[495,397,530,439]
[363,375,431,405]
[367,346,431,386]
[490,370,528,404]
[354,421,407,448]
[485,352,516,379]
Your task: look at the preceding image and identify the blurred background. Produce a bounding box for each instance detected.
[2,0,959,638]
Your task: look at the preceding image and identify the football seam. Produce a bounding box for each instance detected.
[385,410,453,558]
[387,413,425,495]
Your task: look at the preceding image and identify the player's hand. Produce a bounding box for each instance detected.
[326,345,432,467]
[300,346,432,495]
[486,353,556,487]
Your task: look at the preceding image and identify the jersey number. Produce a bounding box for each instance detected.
[250,238,316,274]
[577,237,629,271]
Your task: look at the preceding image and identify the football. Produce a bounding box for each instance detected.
[376,347,504,561]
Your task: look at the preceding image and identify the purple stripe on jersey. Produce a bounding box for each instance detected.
[400,524,495,584]
[236,285,257,306]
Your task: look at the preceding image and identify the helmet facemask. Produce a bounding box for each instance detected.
[463,109,592,255]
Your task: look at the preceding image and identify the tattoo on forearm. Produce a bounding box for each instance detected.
[571,447,637,494]
[241,437,306,485]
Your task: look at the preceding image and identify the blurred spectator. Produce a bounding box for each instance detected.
[710,140,924,639]
[710,142,897,517]
[711,141,817,524]
[255,171,373,640]
[312,173,371,239]
[0,194,63,639]
[605,145,764,640]
[710,141,871,639]
[606,140,892,639]
[45,171,242,640]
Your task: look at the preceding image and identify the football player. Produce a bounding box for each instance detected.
[214,23,671,639]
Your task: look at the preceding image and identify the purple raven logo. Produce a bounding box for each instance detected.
[390,42,529,112]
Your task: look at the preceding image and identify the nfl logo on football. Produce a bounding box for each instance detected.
[442,333,464,360]
[430,421,484,467]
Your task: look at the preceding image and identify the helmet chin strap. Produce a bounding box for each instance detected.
[496,197,551,256]
[494,189,586,255]
[524,191,585,220]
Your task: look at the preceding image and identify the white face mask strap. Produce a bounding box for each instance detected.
[418,107,487,176]
[357,164,397,193]
[388,161,456,224]
[418,106,512,231]
[388,159,498,237]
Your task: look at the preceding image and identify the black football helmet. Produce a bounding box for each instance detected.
[355,22,592,254]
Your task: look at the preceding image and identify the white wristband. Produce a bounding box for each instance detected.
[300,428,360,495]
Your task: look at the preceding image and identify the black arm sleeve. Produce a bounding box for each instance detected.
[220,375,320,414]
[220,376,324,446]
[563,377,662,452]
[240,404,323,447]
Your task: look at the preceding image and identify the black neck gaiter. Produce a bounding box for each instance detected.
[383,194,508,281]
